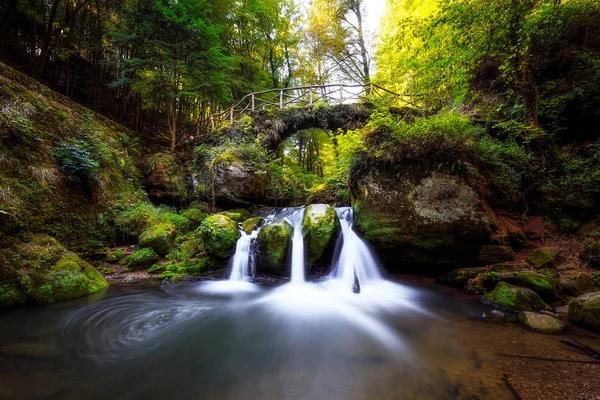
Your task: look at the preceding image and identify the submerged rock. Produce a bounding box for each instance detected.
[518,311,566,334]
[352,171,496,272]
[352,273,361,294]
[569,291,600,333]
[478,245,515,265]
[482,309,505,324]
[526,247,561,269]
[482,282,550,313]
[302,204,338,266]
[0,234,108,308]
[256,221,293,276]
[200,214,240,259]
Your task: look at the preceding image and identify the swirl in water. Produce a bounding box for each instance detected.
[57,293,211,362]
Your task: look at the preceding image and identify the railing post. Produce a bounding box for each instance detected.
[230,107,233,124]
[210,115,214,131]
[251,94,255,111]
[279,90,283,109]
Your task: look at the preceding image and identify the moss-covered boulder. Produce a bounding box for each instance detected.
[569,291,600,333]
[144,152,188,203]
[474,271,559,301]
[518,311,566,334]
[223,209,251,222]
[302,204,338,266]
[352,171,496,272]
[242,217,263,234]
[180,208,207,231]
[526,247,562,269]
[479,245,515,265]
[138,223,177,257]
[0,234,108,308]
[482,282,551,312]
[199,214,240,259]
[256,221,293,276]
[122,248,159,269]
[437,267,487,287]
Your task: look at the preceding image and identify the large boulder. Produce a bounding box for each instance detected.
[0,234,108,308]
[212,162,269,207]
[569,291,600,333]
[482,282,551,312]
[526,247,561,269]
[474,271,559,301]
[256,221,293,276]
[242,217,263,234]
[144,153,188,204]
[138,223,177,257]
[478,245,515,265]
[518,311,566,334]
[302,204,338,266]
[200,214,240,259]
[352,171,497,272]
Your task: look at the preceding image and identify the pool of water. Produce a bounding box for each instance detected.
[1,276,599,400]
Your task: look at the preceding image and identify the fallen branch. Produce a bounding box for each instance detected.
[559,338,600,360]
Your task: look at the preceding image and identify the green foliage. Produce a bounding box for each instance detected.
[106,249,126,263]
[123,248,160,269]
[114,202,190,237]
[584,234,600,269]
[148,258,211,280]
[53,139,100,188]
[199,214,240,258]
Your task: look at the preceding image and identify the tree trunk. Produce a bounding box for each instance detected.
[38,0,62,79]
[0,0,19,55]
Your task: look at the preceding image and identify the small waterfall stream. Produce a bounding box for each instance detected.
[330,207,382,290]
[229,229,259,281]
[286,208,306,284]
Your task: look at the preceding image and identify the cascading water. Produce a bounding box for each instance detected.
[229,229,259,281]
[330,207,382,290]
[286,208,306,284]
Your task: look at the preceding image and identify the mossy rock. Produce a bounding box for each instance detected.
[226,209,251,222]
[242,217,263,234]
[138,223,177,257]
[106,249,126,263]
[123,248,159,269]
[568,292,600,333]
[583,237,600,269]
[200,214,240,259]
[526,247,561,269]
[0,234,108,308]
[437,267,487,288]
[518,311,565,334]
[302,204,338,265]
[256,221,293,275]
[478,245,515,265]
[481,282,551,312]
[167,233,206,261]
[475,271,558,300]
[180,208,207,231]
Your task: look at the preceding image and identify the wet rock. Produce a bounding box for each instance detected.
[526,247,562,269]
[518,311,566,334]
[256,221,293,276]
[473,271,559,301]
[569,291,600,333]
[482,309,505,324]
[221,208,250,223]
[437,267,487,288]
[242,217,263,234]
[138,223,177,257]
[353,171,496,272]
[200,214,240,259]
[479,245,515,265]
[488,262,527,272]
[302,204,338,266]
[352,274,361,294]
[482,282,551,313]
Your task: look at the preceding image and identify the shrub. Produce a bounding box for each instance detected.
[123,248,159,269]
[53,139,100,188]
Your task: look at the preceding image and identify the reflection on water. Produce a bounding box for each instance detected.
[1,278,599,400]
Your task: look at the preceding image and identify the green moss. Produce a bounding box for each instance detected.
[123,248,159,269]
[224,208,250,222]
[437,267,487,287]
[166,233,205,261]
[302,204,338,265]
[242,217,263,234]
[148,258,212,280]
[257,221,293,269]
[0,284,27,309]
[138,223,177,257]
[526,247,561,269]
[474,270,558,300]
[106,249,126,263]
[584,237,600,269]
[569,292,600,333]
[101,267,116,275]
[479,245,516,265]
[199,214,240,259]
[180,208,207,230]
[482,282,551,312]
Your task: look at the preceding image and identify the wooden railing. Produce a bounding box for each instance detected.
[204,83,398,131]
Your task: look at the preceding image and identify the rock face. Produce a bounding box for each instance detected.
[353,171,496,272]
[478,245,515,265]
[302,204,338,266]
[482,282,550,312]
[256,221,293,276]
[200,215,240,259]
[519,311,566,333]
[211,162,269,207]
[569,291,600,333]
[144,152,188,204]
[0,235,108,309]
[138,223,177,257]
[526,247,561,269]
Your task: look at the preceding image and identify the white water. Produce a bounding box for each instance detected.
[330,207,383,290]
[286,208,306,285]
[229,229,259,281]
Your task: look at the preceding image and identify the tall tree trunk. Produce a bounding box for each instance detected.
[38,0,62,79]
[0,0,19,55]
[351,0,370,83]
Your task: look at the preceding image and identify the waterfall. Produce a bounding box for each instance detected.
[330,207,382,290]
[229,229,259,281]
[286,208,306,284]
